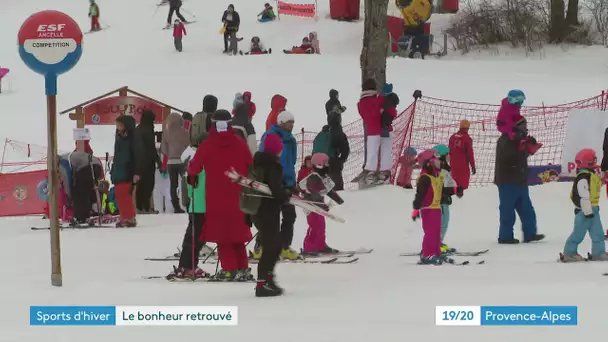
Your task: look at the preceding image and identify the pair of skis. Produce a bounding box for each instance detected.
[225,169,345,223]
[403,249,489,266]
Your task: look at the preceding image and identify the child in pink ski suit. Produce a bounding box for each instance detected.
[396,147,417,188]
[412,149,444,265]
[496,90,526,139]
[299,153,344,254]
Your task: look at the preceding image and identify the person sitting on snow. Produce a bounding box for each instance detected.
[308,32,320,54]
[258,3,276,22]
[284,37,313,54]
[242,36,271,55]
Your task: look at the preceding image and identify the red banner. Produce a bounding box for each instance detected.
[278,1,316,17]
[83,96,165,125]
[0,170,47,217]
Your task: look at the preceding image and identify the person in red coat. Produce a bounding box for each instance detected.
[448,120,476,190]
[187,109,254,281]
[242,91,256,118]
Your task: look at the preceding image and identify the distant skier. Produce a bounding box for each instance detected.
[166,0,187,28]
[560,148,608,262]
[88,0,101,32]
[172,19,187,52]
[221,4,241,54]
[449,120,476,190]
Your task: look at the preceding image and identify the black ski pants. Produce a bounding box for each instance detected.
[167,5,186,24]
[168,164,184,210]
[280,204,297,249]
[135,170,155,212]
[179,213,206,269]
[252,209,281,280]
[329,158,345,191]
[72,168,95,222]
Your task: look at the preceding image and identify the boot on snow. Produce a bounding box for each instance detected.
[498,238,519,244]
[115,219,136,228]
[440,243,456,254]
[419,255,443,265]
[250,246,263,260]
[587,252,608,261]
[281,247,302,260]
[255,274,283,297]
[166,266,208,281]
[236,268,255,281]
[559,253,586,262]
[524,234,545,243]
[210,269,238,281]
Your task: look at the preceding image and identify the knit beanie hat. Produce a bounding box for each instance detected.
[277,111,295,124]
[263,133,283,155]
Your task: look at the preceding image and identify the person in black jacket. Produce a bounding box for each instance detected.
[134,111,161,214]
[494,115,544,244]
[251,133,290,297]
[166,0,187,27]
[325,89,346,115]
[221,4,240,53]
[325,111,350,190]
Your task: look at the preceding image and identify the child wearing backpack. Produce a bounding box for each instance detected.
[299,153,345,255]
[249,133,291,297]
[166,141,208,281]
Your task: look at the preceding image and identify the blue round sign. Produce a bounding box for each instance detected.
[18,10,83,95]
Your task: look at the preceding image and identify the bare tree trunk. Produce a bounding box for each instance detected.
[566,0,579,26]
[360,0,389,89]
[549,0,565,42]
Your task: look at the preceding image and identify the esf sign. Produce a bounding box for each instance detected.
[37,24,67,38]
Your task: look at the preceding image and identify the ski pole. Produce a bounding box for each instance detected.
[190,172,195,273]
[182,8,196,18]
[89,153,103,227]
[152,4,161,19]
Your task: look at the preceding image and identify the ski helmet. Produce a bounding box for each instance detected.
[416,149,438,166]
[507,90,526,106]
[575,148,598,169]
[311,153,329,169]
[406,147,417,155]
[432,144,450,157]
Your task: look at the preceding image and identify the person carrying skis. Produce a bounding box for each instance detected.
[494,115,544,244]
[187,110,253,281]
[167,0,187,28]
[299,153,345,255]
[256,111,300,260]
[412,149,444,265]
[111,115,138,228]
[396,147,417,189]
[561,149,608,262]
[172,19,186,52]
[432,144,462,254]
[251,133,291,297]
[166,139,209,280]
[449,120,476,190]
[496,89,526,139]
[221,4,241,53]
[89,0,101,32]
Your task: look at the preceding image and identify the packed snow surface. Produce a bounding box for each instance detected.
[1,0,607,340]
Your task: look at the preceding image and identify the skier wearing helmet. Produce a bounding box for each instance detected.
[299,153,344,254]
[496,89,526,139]
[412,149,444,265]
[561,148,608,262]
[494,115,544,244]
[432,144,462,254]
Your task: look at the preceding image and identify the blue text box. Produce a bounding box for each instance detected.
[481,306,577,326]
[30,306,116,326]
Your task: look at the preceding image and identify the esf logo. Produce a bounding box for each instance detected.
[37,24,66,32]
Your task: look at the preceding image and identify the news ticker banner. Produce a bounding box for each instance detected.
[30,306,237,326]
[436,306,577,326]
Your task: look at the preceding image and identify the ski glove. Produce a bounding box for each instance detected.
[187,175,199,188]
[455,187,464,198]
[411,209,420,221]
[471,166,476,175]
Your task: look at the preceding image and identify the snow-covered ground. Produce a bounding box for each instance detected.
[2,0,608,340]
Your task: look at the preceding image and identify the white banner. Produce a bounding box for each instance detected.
[561,108,607,177]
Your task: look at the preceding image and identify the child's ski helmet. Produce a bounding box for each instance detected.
[507,90,526,106]
[311,153,330,168]
[406,147,417,155]
[432,144,450,157]
[575,148,598,169]
[416,149,437,167]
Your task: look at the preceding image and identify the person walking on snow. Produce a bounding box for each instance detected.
[496,90,526,139]
[88,0,101,32]
[172,19,186,52]
[256,111,300,260]
[166,0,187,27]
[161,113,190,213]
[561,148,608,262]
[221,4,241,53]
[252,133,291,297]
[187,110,254,281]
[111,115,138,227]
[494,115,544,244]
[265,94,287,131]
[432,144,462,254]
[412,149,444,265]
[448,120,476,190]
[299,153,345,255]
[396,147,417,189]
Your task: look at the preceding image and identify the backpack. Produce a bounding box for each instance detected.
[239,165,265,215]
[312,130,335,158]
[190,111,208,146]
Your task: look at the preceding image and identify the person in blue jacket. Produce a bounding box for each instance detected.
[257,110,300,260]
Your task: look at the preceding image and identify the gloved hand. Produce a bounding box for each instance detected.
[160,170,168,179]
[471,166,476,175]
[244,215,253,227]
[585,213,595,219]
[456,186,464,198]
[187,175,199,188]
[411,209,420,221]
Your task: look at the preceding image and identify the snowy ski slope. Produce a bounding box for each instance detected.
[1,0,608,340]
